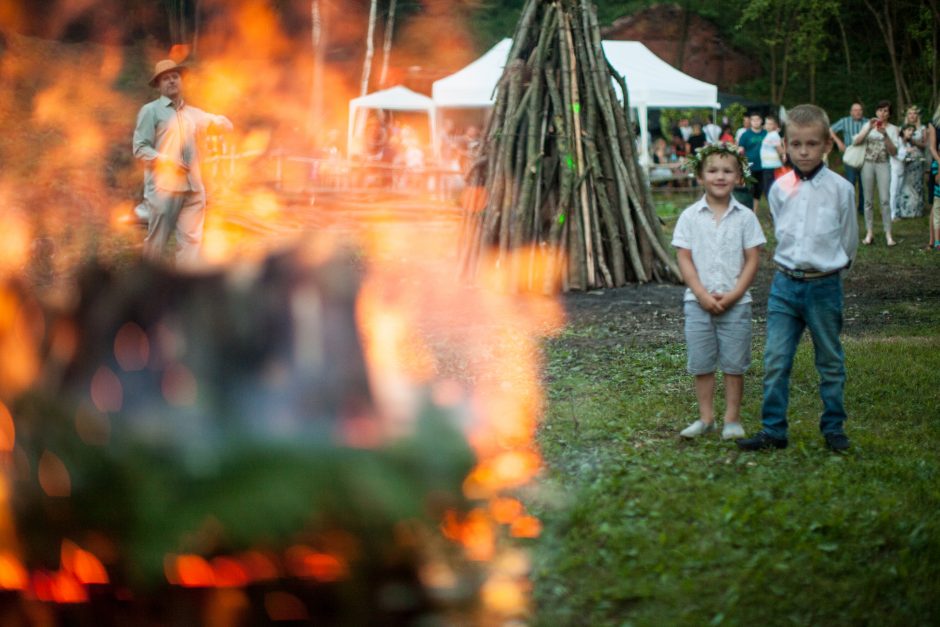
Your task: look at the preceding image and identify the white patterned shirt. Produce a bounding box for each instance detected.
[672,195,767,303]
[768,165,858,273]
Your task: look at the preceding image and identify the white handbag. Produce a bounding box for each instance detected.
[842,143,866,168]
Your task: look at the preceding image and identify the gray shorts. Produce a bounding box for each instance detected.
[684,300,753,375]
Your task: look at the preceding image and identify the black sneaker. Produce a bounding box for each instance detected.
[736,431,788,451]
[824,433,850,452]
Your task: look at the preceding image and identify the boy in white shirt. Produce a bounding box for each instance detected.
[672,144,766,440]
[738,104,858,452]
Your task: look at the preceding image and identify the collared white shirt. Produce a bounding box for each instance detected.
[768,165,858,273]
[672,195,767,303]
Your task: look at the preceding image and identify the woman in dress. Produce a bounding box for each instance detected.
[853,100,899,246]
[894,106,927,219]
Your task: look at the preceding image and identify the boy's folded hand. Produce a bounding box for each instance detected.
[699,293,726,314]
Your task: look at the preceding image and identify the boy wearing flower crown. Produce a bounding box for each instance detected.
[738,104,858,452]
[672,144,766,440]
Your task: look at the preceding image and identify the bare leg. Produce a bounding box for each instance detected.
[723,373,744,424]
[694,373,716,425]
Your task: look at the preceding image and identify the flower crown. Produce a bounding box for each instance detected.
[681,142,756,184]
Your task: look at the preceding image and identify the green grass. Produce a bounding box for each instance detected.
[531,216,940,626]
[533,337,940,626]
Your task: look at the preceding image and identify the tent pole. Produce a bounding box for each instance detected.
[347,101,357,159]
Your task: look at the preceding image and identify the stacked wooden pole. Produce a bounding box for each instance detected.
[458,0,681,292]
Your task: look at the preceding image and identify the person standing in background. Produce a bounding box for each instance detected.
[737,112,767,211]
[133,59,233,266]
[703,115,722,145]
[892,106,926,219]
[759,115,786,197]
[830,102,866,215]
[926,105,940,248]
[853,100,899,246]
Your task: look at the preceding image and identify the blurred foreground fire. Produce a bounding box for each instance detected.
[0,209,564,624]
[0,1,564,621]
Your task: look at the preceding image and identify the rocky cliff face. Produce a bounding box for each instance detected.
[601,3,758,91]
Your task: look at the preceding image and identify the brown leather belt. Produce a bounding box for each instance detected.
[775,264,842,280]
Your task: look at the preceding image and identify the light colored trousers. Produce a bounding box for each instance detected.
[888,158,903,218]
[861,160,892,235]
[143,189,206,266]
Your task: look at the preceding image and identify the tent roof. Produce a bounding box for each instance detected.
[349,85,435,112]
[601,41,718,109]
[431,39,514,109]
[432,38,719,110]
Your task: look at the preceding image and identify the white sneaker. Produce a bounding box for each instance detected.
[721,422,746,440]
[680,420,716,438]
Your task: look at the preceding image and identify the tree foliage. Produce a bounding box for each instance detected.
[463,0,940,117]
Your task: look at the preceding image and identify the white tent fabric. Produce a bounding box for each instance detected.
[431,38,720,164]
[431,39,514,109]
[347,85,437,157]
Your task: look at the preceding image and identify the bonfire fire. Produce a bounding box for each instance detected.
[0,2,565,622]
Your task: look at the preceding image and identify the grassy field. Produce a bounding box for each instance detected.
[530,213,940,626]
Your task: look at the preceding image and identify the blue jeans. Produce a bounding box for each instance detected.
[844,164,864,214]
[761,272,847,439]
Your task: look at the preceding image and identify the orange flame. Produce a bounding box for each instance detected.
[0,401,15,452]
[31,570,88,604]
[0,553,28,590]
[0,285,41,398]
[285,545,348,583]
[166,554,216,588]
[210,557,250,588]
[60,540,109,585]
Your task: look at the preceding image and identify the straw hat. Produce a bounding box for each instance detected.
[149,59,187,87]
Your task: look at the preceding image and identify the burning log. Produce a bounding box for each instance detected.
[2,252,484,624]
[459,0,681,292]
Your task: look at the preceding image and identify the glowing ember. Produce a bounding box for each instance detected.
[61,540,109,586]
[0,401,15,452]
[0,552,28,590]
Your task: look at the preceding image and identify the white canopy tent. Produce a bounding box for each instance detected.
[432,38,720,164]
[347,85,437,158]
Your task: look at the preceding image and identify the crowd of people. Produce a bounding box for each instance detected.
[653,101,940,248]
[359,114,481,192]
[815,100,937,247]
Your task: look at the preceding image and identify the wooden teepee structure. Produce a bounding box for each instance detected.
[458,0,681,292]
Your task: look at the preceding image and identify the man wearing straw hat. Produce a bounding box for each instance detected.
[133,59,233,265]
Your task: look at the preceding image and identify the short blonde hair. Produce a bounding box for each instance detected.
[785,104,831,139]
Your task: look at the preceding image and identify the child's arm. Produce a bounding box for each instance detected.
[841,184,860,267]
[714,245,761,308]
[676,248,725,314]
